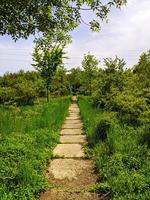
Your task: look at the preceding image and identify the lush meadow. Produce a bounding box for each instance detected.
[0,49,149,200]
[0,97,70,200]
[78,96,150,200]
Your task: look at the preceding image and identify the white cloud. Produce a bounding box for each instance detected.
[0,37,35,75]
[66,0,150,69]
[0,0,150,75]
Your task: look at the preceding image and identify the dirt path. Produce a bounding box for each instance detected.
[40,96,101,200]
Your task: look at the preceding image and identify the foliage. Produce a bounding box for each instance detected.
[0,71,43,106]
[0,87,16,104]
[0,97,70,199]
[110,92,148,126]
[78,51,150,198]
[51,66,71,96]
[95,118,112,142]
[67,67,83,95]
[133,50,150,87]
[81,53,99,95]
[0,0,126,40]
[139,124,150,148]
[32,43,66,102]
[78,96,150,200]
[92,57,125,108]
[90,55,150,126]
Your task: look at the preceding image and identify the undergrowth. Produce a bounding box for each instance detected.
[0,97,70,200]
[78,96,150,200]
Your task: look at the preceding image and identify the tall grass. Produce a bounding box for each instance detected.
[0,97,71,200]
[78,96,150,200]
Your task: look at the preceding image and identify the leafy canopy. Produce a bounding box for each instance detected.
[0,0,126,40]
[32,45,66,85]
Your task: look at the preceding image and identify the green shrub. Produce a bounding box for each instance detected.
[111,92,148,126]
[0,87,16,104]
[0,83,37,106]
[13,81,37,106]
[78,96,150,200]
[139,124,150,148]
[95,118,112,142]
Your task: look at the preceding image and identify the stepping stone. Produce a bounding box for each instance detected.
[60,135,86,144]
[69,105,79,108]
[44,160,98,191]
[72,96,77,101]
[47,159,89,180]
[66,116,80,120]
[69,107,80,111]
[53,144,85,158]
[60,129,84,135]
[69,114,80,118]
[41,190,100,200]
[69,110,80,113]
[62,123,83,129]
[64,119,82,124]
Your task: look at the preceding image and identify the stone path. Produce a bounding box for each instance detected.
[40,96,101,200]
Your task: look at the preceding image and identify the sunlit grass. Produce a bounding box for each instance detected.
[78,96,150,200]
[0,96,71,200]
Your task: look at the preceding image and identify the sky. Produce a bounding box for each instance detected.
[0,0,150,75]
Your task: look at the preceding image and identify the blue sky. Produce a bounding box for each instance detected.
[0,0,150,75]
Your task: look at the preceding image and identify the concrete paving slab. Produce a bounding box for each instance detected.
[47,159,89,180]
[69,107,80,111]
[53,144,85,158]
[60,129,84,135]
[66,116,80,120]
[69,109,80,113]
[64,119,82,124]
[60,135,86,144]
[48,159,92,180]
[45,160,98,191]
[62,123,83,129]
[41,190,100,200]
[72,96,77,101]
[69,106,79,110]
[69,114,80,118]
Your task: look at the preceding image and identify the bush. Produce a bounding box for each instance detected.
[78,96,150,200]
[110,92,148,126]
[0,82,37,106]
[139,124,150,148]
[95,118,112,142]
[0,87,16,104]
[13,81,37,106]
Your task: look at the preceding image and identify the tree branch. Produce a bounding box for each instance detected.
[80,18,90,26]
[70,6,92,11]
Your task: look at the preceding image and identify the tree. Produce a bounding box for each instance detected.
[51,66,70,96]
[0,0,126,40]
[133,50,150,87]
[104,56,125,73]
[67,67,83,95]
[82,53,99,95]
[32,45,66,102]
[92,57,126,108]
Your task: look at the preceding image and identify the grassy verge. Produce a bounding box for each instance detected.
[78,96,150,200]
[0,97,71,200]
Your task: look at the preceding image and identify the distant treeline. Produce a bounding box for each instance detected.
[0,50,150,111]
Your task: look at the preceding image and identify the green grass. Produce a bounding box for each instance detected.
[78,96,150,200]
[0,97,71,200]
